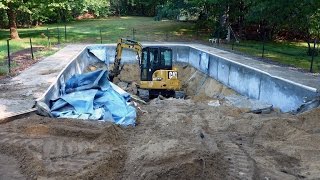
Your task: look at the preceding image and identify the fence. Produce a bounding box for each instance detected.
[205,29,320,74]
[0,25,319,76]
[0,26,143,75]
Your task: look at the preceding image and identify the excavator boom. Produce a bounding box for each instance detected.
[109,38,142,80]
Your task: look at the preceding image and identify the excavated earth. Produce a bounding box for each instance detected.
[0,63,320,179]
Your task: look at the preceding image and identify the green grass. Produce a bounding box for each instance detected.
[220,40,320,72]
[0,16,319,75]
[0,17,197,75]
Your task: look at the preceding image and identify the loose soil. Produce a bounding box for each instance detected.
[1,63,320,179]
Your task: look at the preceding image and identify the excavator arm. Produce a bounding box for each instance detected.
[109,38,142,81]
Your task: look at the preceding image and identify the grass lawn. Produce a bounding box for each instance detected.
[0,16,319,75]
[0,16,197,75]
[220,40,320,72]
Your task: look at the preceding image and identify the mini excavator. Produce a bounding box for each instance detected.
[109,38,185,100]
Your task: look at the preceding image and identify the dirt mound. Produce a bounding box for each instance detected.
[0,102,231,179]
[0,114,125,179]
[297,108,320,133]
[2,62,320,179]
[221,108,320,179]
[117,63,140,83]
[177,64,236,101]
[122,99,229,179]
[1,99,320,179]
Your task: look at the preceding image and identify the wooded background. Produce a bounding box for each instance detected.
[0,0,320,74]
[1,0,319,43]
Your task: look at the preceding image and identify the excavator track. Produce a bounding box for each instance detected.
[214,132,256,180]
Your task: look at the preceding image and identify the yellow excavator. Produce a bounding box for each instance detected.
[109,38,185,100]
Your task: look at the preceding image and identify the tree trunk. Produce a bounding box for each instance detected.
[306,28,312,56]
[141,4,145,16]
[6,3,20,40]
[238,0,245,37]
[307,40,311,55]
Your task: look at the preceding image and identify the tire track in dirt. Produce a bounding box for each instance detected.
[0,153,26,180]
[214,132,256,180]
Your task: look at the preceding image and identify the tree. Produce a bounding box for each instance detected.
[0,0,32,39]
[1,0,22,39]
[83,0,110,17]
[0,9,8,29]
[110,0,122,16]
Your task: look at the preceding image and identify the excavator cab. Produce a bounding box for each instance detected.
[140,47,173,81]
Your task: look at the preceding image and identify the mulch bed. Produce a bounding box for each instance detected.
[1,46,46,79]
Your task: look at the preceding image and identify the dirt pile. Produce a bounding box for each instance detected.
[0,100,230,179]
[123,99,228,179]
[1,96,320,179]
[1,63,320,179]
[177,64,236,100]
[0,115,124,179]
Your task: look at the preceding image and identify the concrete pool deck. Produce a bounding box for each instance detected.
[0,45,87,119]
[1,43,319,119]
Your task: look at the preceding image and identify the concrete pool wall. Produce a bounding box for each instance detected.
[170,45,318,112]
[36,44,319,113]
